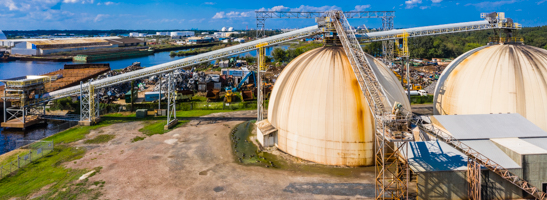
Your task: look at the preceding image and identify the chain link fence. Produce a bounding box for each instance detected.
[0,140,54,179]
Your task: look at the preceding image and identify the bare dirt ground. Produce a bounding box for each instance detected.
[65,110,377,199]
[411,104,434,115]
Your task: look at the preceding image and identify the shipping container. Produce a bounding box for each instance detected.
[144,92,165,102]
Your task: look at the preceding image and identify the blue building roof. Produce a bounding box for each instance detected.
[407,140,521,173]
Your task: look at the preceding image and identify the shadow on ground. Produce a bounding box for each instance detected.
[283,182,375,197]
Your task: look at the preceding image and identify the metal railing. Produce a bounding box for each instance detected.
[0,141,54,179]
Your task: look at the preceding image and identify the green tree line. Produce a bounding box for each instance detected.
[271,42,324,63]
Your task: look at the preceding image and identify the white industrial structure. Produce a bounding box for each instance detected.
[129,32,139,37]
[221,27,227,32]
[170,31,194,37]
[228,27,234,31]
[433,44,547,132]
[156,32,169,36]
[265,46,410,166]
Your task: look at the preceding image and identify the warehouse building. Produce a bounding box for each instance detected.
[106,38,146,47]
[409,114,547,199]
[186,37,214,44]
[170,31,195,39]
[11,38,116,55]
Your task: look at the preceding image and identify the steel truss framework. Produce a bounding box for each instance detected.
[359,20,520,43]
[467,158,481,200]
[255,11,395,63]
[80,81,99,123]
[166,72,177,127]
[381,16,395,66]
[328,10,413,199]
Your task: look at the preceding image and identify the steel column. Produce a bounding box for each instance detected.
[166,72,177,127]
[382,16,395,66]
[256,44,267,122]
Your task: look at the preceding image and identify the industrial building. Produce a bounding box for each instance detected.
[156,32,169,36]
[409,114,547,199]
[10,38,116,56]
[433,44,547,132]
[170,31,195,39]
[106,38,146,47]
[186,37,214,44]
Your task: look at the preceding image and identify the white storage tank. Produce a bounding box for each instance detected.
[434,44,547,131]
[267,46,410,166]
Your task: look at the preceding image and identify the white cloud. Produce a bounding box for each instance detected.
[405,0,422,9]
[466,0,518,8]
[431,0,442,3]
[189,18,205,23]
[63,0,94,3]
[538,0,547,4]
[0,0,94,12]
[104,1,115,5]
[354,5,371,11]
[420,6,429,9]
[94,14,109,22]
[204,2,215,5]
[212,11,225,19]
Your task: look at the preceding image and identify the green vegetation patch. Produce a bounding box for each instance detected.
[232,121,373,178]
[0,146,87,199]
[139,120,190,136]
[83,135,115,144]
[0,109,243,199]
[131,136,146,143]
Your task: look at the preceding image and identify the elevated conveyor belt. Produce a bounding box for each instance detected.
[24,25,321,106]
[359,20,521,42]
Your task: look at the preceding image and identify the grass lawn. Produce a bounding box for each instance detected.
[0,109,243,199]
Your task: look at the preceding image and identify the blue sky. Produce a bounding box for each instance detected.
[0,0,545,30]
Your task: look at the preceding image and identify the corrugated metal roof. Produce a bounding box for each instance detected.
[491,138,547,155]
[407,140,521,173]
[463,140,521,168]
[432,114,547,140]
[28,38,109,46]
[521,138,547,151]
